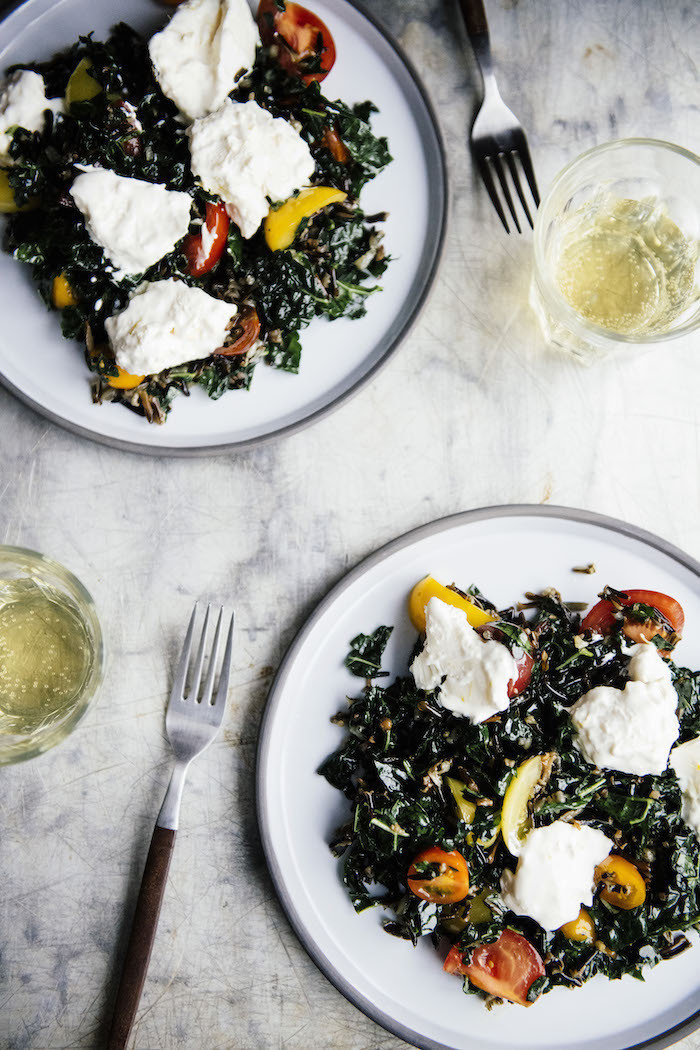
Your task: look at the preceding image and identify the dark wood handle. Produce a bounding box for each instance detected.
[107,825,176,1050]
[458,0,489,38]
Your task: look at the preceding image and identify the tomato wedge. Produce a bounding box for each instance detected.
[581,589,684,651]
[407,847,470,904]
[476,623,535,698]
[444,929,545,1006]
[183,201,229,277]
[257,0,336,83]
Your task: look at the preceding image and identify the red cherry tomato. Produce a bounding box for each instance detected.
[183,201,229,277]
[407,847,470,904]
[476,623,534,698]
[444,929,545,1007]
[214,306,261,357]
[581,589,684,651]
[257,0,336,83]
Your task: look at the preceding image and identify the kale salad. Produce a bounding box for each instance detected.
[320,579,700,1008]
[1,1,391,422]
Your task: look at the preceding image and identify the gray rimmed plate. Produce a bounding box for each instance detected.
[257,505,700,1050]
[0,0,446,455]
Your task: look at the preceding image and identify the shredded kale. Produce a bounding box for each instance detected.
[2,17,392,422]
[319,590,700,1004]
[345,626,393,678]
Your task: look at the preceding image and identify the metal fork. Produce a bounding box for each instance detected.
[458,0,540,233]
[107,604,234,1050]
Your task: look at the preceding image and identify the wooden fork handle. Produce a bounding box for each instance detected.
[458,0,489,39]
[107,825,176,1050]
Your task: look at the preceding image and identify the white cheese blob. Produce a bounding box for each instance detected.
[105,278,236,376]
[70,167,193,277]
[0,70,62,164]
[670,736,700,843]
[500,821,612,930]
[569,642,679,775]
[188,98,315,238]
[149,0,260,121]
[410,597,517,724]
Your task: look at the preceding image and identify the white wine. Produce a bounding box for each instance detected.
[0,577,94,737]
[555,196,699,335]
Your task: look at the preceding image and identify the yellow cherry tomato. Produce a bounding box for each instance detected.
[445,777,477,824]
[108,367,146,390]
[595,855,646,910]
[467,890,493,925]
[500,754,553,855]
[264,186,347,251]
[0,169,37,213]
[52,274,78,309]
[0,170,18,213]
[408,575,496,635]
[65,58,102,106]
[560,908,596,943]
[407,847,470,904]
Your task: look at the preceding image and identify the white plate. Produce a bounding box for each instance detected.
[0,0,445,454]
[257,506,700,1050]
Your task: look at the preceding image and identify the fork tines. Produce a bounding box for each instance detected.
[474,139,540,235]
[172,603,234,710]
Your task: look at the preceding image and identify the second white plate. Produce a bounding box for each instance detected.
[258,506,700,1050]
[0,0,446,453]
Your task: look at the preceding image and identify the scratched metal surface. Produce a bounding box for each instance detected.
[2,1,700,1049]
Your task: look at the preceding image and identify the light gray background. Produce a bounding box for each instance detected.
[2,1,700,1048]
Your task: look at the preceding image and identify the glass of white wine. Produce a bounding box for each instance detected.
[0,547,104,764]
[531,139,700,359]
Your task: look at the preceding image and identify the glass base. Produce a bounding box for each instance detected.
[529,277,609,363]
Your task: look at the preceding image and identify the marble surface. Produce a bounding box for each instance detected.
[3,1,700,1048]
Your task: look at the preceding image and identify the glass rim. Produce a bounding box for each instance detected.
[533,137,700,346]
[0,545,105,765]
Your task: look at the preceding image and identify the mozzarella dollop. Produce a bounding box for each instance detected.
[670,735,700,843]
[410,597,517,724]
[500,820,612,930]
[149,0,260,121]
[569,643,679,775]
[70,167,193,277]
[188,99,315,238]
[0,70,62,164]
[105,279,236,376]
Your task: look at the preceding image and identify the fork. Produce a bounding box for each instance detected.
[458,0,540,233]
[107,603,234,1050]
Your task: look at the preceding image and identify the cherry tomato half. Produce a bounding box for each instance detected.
[476,623,535,698]
[407,847,470,904]
[581,589,684,651]
[444,929,545,1007]
[183,201,229,277]
[595,855,647,910]
[214,306,261,357]
[257,0,336,83]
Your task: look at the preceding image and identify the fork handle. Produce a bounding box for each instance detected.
[107,825,176,1050]
[457,0,495,80]
[458,0,489,37]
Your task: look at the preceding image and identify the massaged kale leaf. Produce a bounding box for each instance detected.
[345,625,393,678]
[319,591,700,1004]
[2,18,391,422]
